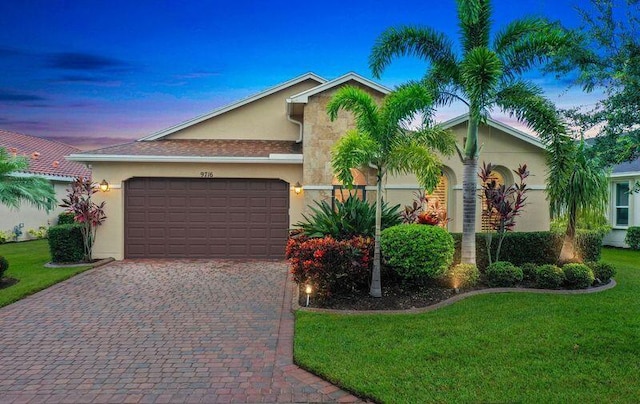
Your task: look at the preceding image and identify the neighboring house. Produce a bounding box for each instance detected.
[0,130,91,240]
[603,157,640,247]
[68,72,550,260]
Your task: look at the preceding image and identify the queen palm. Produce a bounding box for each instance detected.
[369,0,572,265]
[0,147,56,212]
[328,83,455,297]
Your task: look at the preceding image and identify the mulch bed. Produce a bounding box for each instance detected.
[0,277,19,290]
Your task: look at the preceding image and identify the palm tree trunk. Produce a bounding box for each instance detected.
[559,200,578,263]
[462,157,478,264]
[370,172,383,298]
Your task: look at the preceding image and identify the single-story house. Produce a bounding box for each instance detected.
[0,129,91,240]
[68,72,550,260]
[603,157,639,247]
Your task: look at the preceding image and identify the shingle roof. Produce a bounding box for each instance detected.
[612,157,640,174]
[77,139,302,157]
[0,129,90,178]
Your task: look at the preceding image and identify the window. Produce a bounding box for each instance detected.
[481,170,504,232]
[615,182,630,227]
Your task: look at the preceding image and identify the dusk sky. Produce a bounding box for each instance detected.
[1,0,603,150]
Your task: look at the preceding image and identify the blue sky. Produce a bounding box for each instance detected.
[0,0,598,149]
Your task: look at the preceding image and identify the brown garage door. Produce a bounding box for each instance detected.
[124,178,289,259]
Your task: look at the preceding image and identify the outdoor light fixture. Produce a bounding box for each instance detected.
[293,182,303,195]
[305,284,312,307]
[99,179,110,192]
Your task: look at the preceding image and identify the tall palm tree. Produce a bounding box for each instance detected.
[0,147,56,212]
[369,0,572,265]
[551,140,608,262]
[328,83,455,297]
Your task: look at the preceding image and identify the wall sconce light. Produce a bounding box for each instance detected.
[305,284,312,307]
[293,182,303,195]
[99,179,110,192]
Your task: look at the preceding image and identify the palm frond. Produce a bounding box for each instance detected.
[457,0,492,51]
[410,125,457,157]
[460,47,503,109]
[326,86,380,135]
[380,81,435,130]
[387,139,443,193]
[369,26,456,78]
[0,148,29,176]
[0,175,57,211]
[330,129,379,186]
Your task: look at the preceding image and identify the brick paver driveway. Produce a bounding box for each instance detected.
[0,260,362,403]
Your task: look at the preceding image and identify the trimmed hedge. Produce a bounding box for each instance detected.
[587,261,616,284]
[485,261,523,287]
[57,212,75,225]
[48,224,84,263]
[535,264,565,289]
[562,263,595,289]
[381,224,454,280]
[452,231,603,271]
[441,263,479,289]
[625,226,640,250]
[0,256,8,279]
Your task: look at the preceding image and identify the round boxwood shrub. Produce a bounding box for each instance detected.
[381,224,454,280]
[562,263,595,289]
[0,256,8,279]
[520,262,538,281]
[441,263,479,289]
[48,224,84,263]
[485,261,523,287]
[586,261,616,284]
[535,264,564,289]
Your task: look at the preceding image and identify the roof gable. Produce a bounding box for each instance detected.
[140,72,326,141]
[286,72,390,104]
[0,129,90,179]
[441,114,546,150]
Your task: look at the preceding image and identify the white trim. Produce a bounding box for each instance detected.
[383,184,422,190]
[441,113,546,150]
[9,172,77,182]
[301,185,333,190]
[286,72,390,104]
[610,171,640,178]
[67,154,303,164]
[451,184,546,190]
[139,73,326,141]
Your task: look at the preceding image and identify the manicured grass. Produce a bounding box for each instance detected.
[0,240,90,308]
[295,248,640,403]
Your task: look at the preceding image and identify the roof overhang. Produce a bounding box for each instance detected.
[9,171,78,182]
[286,72,391,104]
[441,113,546,150]
[67,153,303,164]
[139,73,326,141]
[610,171,640,178]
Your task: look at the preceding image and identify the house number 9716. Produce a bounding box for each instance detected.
[200,171,214,178]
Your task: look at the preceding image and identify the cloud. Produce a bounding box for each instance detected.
[0,90,47,102]
[47,52,132,71]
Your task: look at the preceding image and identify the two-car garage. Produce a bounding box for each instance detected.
[124,177,289,259]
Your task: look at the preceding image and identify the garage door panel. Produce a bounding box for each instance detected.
[125,178,289,258]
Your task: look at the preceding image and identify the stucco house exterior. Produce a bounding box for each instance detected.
[603,157,640,247]
[0,130,91,240]
[69,72,551,260]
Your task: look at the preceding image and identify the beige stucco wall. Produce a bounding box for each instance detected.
[89,161,303,260]
[0,180,69,241]
[165,79,321,141]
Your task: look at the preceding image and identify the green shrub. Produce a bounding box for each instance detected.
[587,261,616,284]
[562,263,595,289]
[57,212,75,225]
[575,230,605,262]
[295,195,401,240]
[625,227,640,250]
[0,230,11,244]
[48,224,84,263]
[485,261,523,287]
[520,262,538,281]
[441,263,479,289]
[535,264,564,289]
[381,224,454,280]
[0,256,8,278]
[27,226,48,239]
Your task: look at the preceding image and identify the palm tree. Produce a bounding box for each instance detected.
[550,140,608,262]
[0,147,56,212]
[328,83,455,297]
[369,0,572,265]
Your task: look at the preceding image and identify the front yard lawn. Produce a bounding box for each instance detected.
[0,240,90,308]
[294,247,640,403]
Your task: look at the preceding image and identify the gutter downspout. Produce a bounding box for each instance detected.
[286,101,304,143]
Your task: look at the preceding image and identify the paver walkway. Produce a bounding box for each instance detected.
[0,260,363,403]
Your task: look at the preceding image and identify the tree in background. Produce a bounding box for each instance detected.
[0,147,56,212]
[328,84,455,297]
[369,0,573,266]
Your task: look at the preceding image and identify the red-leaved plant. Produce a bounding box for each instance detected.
[479,162,529,265]
[59,177,107,262]
[401,191,450,228]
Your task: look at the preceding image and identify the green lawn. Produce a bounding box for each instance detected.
[0,239,90,308]
[295,248,640,403]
